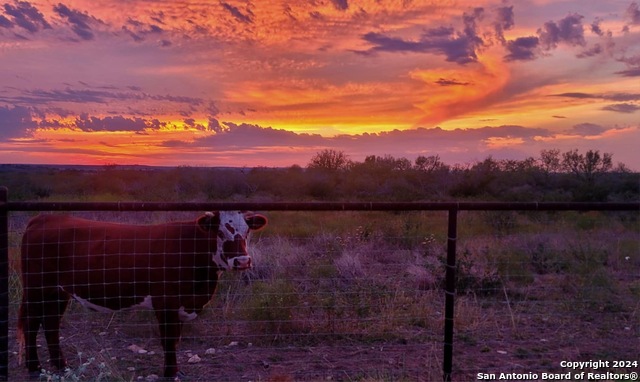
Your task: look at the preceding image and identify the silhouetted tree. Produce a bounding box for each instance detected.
[562,149,613,184]
[307,149,351,172]
[539,149,561,174]
[414,155,448,173]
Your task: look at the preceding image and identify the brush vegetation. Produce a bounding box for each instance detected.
[1,148,637,203]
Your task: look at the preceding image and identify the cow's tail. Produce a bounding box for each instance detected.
[17,301,25,366]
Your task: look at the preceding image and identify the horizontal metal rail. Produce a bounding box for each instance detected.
[2,201,639,212]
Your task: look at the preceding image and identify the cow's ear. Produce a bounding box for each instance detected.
[197,211,220,232]
[245,214,267,231]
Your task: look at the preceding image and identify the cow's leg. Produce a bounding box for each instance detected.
[154,309,184,378]
[42,294,70,370]
[19,299,44,375]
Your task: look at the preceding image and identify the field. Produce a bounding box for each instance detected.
[4,208,639,382]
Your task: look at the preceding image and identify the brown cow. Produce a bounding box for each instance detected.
[18,211,267,380]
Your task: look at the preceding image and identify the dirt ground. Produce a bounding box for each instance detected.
[6,290,638,382]
[7,308,441,381]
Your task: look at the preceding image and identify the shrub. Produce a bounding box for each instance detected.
[242,280,302,343]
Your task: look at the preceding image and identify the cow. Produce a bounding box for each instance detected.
[18,211,267,380]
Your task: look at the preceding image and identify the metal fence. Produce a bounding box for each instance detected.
[1,186,638,381]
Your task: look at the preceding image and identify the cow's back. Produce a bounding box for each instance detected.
[21,214,218,310]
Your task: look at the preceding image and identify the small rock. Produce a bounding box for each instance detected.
[187,354,201,363]
[127,367,136,372]
[227,341,239,347]
[146,374,159,381]
[497,350,507,355]
[205,348,216,355]
[127,344,147,353]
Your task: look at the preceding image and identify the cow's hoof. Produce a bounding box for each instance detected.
[174,370,188,381]
[27,371,40,380]
[161,370,188,381]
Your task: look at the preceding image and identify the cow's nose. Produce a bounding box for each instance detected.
[233,257,252,269]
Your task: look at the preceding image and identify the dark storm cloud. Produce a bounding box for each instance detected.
[207,118,224,133]
[434,78,470,86]
[330,0,348,11]
[359,27,482,64]
[220,2,254,24]
[184,117,219,131]
[0,105,35,139]
[357,8,486,64]
[493,6,514,42]
[122,25,143,42]
[121,17,165,42]
[164,123,558,156]
[3,87,204,107]
[455,7,484,63]
[503,11,616,62]
[568,123,606,135]
[504,36,539,61]
[2,1,50,33]
[150,10,165,25]
[552,92,640,102]
[360,32,425,53]
[74,114,149,132]
[553,92,595,99]
[0,13,12,28]
[163,122,327,150]
[20,88,119,104]
[626,2,640,25]
[537,13,586,50]
[462,7,484,40]
[424,26,454,38]
[357,6,571,65]
[590,18,604,36]
[602,103,640,113]
[615,67,640,77]
[53,3,100,41]
[577,44,604,58]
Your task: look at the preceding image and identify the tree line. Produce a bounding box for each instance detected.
[301,148,635,202]
[0,148,637,202]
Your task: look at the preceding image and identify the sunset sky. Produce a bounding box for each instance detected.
[1,0,639,168]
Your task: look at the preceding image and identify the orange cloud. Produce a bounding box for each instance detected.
[410,50,511,126]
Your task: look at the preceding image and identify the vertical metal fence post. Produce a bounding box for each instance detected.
[0,187,8,381]
[443,207,458,382]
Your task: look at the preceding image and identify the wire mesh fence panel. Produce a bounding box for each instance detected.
[6,211,447,381]
[3,209,639,381]
[449,211,640,381]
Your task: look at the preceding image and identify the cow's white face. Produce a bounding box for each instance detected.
[199,211,267,271]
